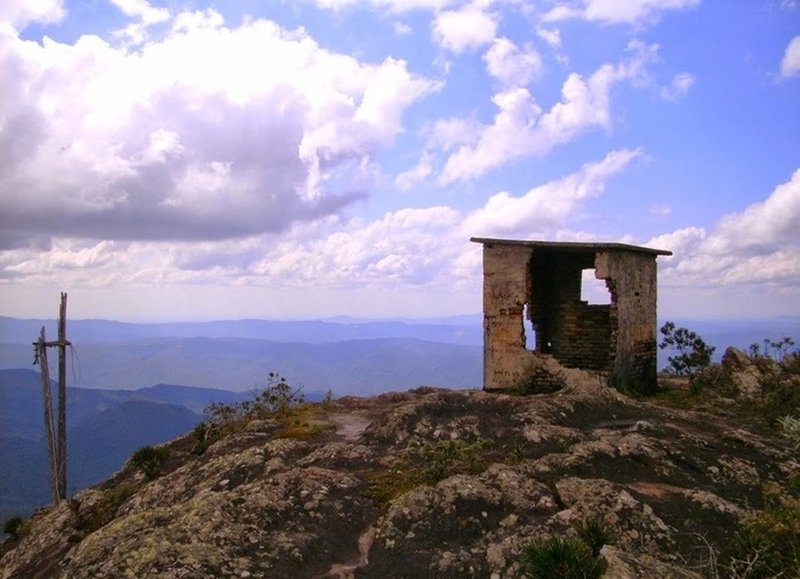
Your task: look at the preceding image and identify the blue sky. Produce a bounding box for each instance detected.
[0,0,798,321]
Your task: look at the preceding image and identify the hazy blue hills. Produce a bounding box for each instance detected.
[0,337,483,393]
[0,436,47,522]
[0,315,484,394]
[132,383,252,414]
[0,369,249,440]
[67,400,200,490]
[0,370,253,522]
[0,316,483,346]
[1,348,472,522]
[0,400,199,522]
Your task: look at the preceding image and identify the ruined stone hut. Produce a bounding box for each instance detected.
[471,238,672,393]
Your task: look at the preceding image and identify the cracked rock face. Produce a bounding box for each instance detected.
[1,378,796,578]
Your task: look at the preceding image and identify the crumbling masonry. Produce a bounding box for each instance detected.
[471,238,672,393]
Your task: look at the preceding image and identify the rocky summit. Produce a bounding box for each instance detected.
[1,364,797,578]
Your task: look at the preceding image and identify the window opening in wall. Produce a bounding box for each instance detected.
[523,303,536,350]
[581,269,612,305]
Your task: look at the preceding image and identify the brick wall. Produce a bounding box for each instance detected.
[529,250,612,372]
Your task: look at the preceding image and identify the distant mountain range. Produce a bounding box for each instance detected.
[0,315,483,346]
[0,336,483,393]
[0,369,253,522]
[0,315,484,394]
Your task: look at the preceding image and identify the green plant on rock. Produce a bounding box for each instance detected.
[75,484,140,534]
[659,321,715,381]
[129,445,170,480]
[722,483,800,578]
[363,437,493,510]
[749,336,796,362]
[521,518,613,579]
[0,515,28,557]
[2,516,24,540]
[192,372,305,454]
[276,406,336,440]
[779,414,800,450]
[758,352,800,426]
[522,535,607,579]
[575,517,615,558]
[253,372,304,415]
[416,438,491,484]
[363,460,426,510]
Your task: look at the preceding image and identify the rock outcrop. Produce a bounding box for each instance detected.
[716,347,777,400]
[1,372,797,578]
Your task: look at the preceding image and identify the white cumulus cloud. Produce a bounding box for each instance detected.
[0,149,643,294]
[109,0,169,24]
[439,42,657,183]
[650,168,800,288]
[781,36,800,78]
[536,27,562,49]
[544,0,700,26]
[708,167,800,255]
[432,4,497,53]
[0,0,65,29]
[484,37,543,87]
[0,10,438,248]
[461,148,643,237]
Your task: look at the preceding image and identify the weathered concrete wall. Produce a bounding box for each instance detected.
[595,251,659,392]
[482,243,536,390]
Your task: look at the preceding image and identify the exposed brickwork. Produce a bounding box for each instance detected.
[472,238,670,394]
[530,250,611,372]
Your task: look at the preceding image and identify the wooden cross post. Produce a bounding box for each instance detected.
[33,292,71,502]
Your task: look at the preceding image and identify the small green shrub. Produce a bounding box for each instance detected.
[780,414,800,449]
[75,484,139,533]
[722,483,800,578]
[575,517,615,558]
[522,536,607,579]
[130,445,170,480]
[252,372,305,415]
[192,372,305,454]
[2,516,24,540]
[521,518,612,578]
[417,438,491,484]
[191,421,216,455]
[363,438,493,510]
[659,321,715,381]
[758,353,800,426]
[749,337,796,362]
[363,462,426,510]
